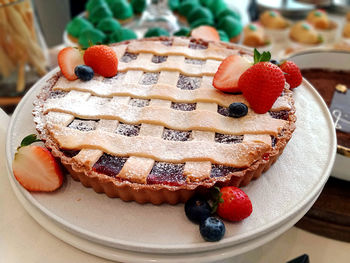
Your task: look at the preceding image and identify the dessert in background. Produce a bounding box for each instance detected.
[242,23,271,50]
[259,10,289,43]
[342,22,350,39]
[306,9,337,43]
[289,21,322,45]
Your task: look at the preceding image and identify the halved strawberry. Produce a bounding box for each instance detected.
[12,134,63,192]
[83,45,118,78]
[191,25,220,42]
[212,55,251,93]
[58,47,84,80]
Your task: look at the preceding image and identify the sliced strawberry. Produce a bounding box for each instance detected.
[191,25,220,42]
[58,47,84,80]
[83,45,118,78]
[12,135,63,192]
[212,55,251,93]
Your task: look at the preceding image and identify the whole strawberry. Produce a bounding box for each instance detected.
[217,186,252,222]
[238,49,285,114]
[279,60,302,89]
[83,45,118,77]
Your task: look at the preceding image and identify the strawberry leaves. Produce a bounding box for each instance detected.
[253,48,271,64]
[210,186,224,214]
[18,134,41,150]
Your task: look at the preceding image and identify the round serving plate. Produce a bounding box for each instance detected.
[287,49,350,181]
[5,67,336,255]
[5,164,322,263]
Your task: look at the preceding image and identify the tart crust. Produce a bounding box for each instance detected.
[33,37,296,204]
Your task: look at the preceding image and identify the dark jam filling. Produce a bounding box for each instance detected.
[121,52,138,63]
[62,149,80,158]
[152,55,168,63]
[115,123,141,137]
[271,136,277,147]
[269,110,289,120]
[215,133,243,144]
[68,118,98,131]
[184,58,206,65]
[176,74,201,90]
[147,162,186,186]
[162,128,192,141]
[171,102,196,111]
[129,98,150,107]
[210,165,242,178]
[93,154,128,177]
[217,105,229,117]
[139,72,160,85]
[49,90,68,99]
[188,40,208,50]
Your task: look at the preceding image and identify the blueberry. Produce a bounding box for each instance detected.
[185,195,211,224]
[74,65,94,81]
[270,59,280,65]
[199,217,225,242]
[228,102,248,118]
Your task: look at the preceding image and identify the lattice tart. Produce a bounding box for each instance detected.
[33,37,296,204]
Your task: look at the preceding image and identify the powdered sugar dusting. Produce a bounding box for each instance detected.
[215,133,244,144]
[68,119,98,131]
[176,74,201,90]
[121,52,138,63]
[140,72,160,85]
[116,123,141,137]
[129,98,150,107]
[184,58,206,65]
[171,102,196,111]
[152,55,168,63]
[162,128,192,141]
[210,165,242,178]
[147,162,185,185]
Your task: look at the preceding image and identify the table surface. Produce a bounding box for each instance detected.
[1,107,350,263]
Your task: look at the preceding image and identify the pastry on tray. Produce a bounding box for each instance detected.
[306,9,337,43]
[259,10,289,43]
[33,37,296,204]
[242,23,271,51]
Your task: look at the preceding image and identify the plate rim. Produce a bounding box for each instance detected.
[5,67,337,253]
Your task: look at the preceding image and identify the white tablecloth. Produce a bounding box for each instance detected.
[1,108,349,262]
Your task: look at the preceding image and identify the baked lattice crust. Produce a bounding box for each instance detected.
[33,37,296,204]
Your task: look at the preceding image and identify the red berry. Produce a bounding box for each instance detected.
[213,54,252,93]
[58,47,84,81]
[238,62,285,114]
[12,145,63,192]
[279,61,302,89]
[191,25,220,42]
[217,187,252,222]
[83,45,118,77]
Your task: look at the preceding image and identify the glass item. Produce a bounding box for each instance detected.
[0,0,48,102]
[126,0,180,38]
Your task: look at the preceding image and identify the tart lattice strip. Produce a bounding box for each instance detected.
[70,70,142,169]
[184,76,216,182]
[117,63,179,184]
[53,77,292,112]
[119,39,240,61]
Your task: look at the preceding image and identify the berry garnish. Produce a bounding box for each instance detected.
[228,102,248,118]
[270,59,280,65]
[83,45,118,78]
[185,195,212,224]
[74,65,94,81]
[279,60,302,89]
[238,49,285,114]
[58,47,84,81]
[199,217,226,242]
[12,134,64,192]
[213,54,251,93]
[191,25,220,42]
[216,186,252,222]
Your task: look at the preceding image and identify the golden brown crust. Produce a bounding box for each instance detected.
[33,37,296,204]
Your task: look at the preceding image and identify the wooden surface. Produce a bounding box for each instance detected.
[296,177,350,242]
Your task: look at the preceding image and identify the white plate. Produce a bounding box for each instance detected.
[287,49,350,181]
[5,163,322,262]
[5,68,336,255]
